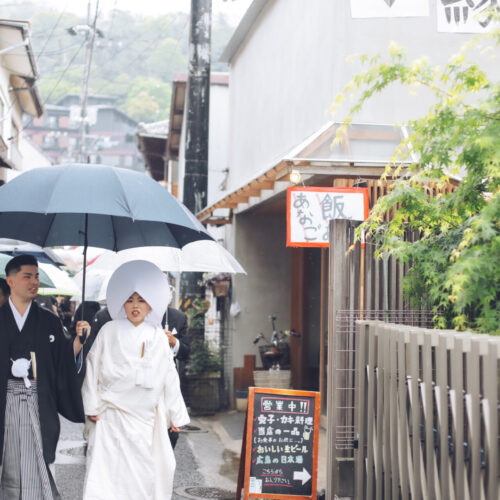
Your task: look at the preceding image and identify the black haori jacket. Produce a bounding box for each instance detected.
[0,301,85,465]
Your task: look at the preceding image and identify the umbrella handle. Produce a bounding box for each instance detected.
[79,214,89,346]
[80,214,88,322]
[79,327,87,345]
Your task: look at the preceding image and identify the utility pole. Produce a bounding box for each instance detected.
[68,0,101,163]
[181,0,212,302]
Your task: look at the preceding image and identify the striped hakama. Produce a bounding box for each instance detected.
[0,380,58,500]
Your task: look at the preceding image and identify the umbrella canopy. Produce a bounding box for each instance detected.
[37,262,81,297]
[0,252,55,288]
[0,239,66,266]
[0,164,214,319]
[73,242,246,302]
[0,163,212,250]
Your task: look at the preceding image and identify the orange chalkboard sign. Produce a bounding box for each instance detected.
[236,387,320,500]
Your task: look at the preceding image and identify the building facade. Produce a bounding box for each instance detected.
[25,94,145,171]
[197,0,500,409]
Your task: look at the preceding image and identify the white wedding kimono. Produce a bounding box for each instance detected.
[81,318,189,500]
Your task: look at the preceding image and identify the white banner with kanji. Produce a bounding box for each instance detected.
[287,187,369,248]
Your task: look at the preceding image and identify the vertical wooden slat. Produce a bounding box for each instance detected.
[437,333,453,499]
[389,255,397,312]
[319,247,327,414]
[409,331,422,499]
[451,335,468,500]
[467,337,482,500]
[381,325,391,499]
[365,322,378,499]
[375,323,384,500]
[397,329,410,499]
[484,340,499,500]
[290,247,304,390]
[388,325,400,499]
[423,330,437,499]
[354,322,369,499]
[365,233,373,311]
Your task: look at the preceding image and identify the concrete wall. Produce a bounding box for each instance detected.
[225,0,497,192]
[230,211,291,368]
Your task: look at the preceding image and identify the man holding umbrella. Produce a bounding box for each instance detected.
[0,255,89,499]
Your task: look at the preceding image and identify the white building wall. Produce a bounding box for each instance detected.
[225,0,497,192]
[231,212,291,368]
[207,83,230,207]
[221,0,500,384]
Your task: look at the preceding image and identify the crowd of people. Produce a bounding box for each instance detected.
[0,254,191,500]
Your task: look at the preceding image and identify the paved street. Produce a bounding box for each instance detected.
[55,410,326,499]
[54,414,239,500]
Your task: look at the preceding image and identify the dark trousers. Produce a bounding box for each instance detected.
[168,429,179,449]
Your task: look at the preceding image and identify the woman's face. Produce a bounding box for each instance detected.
[124,292,151,326]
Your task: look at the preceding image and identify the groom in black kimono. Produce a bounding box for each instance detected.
[0,254,89,499]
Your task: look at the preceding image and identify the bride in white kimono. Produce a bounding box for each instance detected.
[81,260,189,500]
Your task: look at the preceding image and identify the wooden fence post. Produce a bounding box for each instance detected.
[327,219,352,498]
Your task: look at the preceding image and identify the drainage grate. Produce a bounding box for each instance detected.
[175,486,235,499]
[180,424,207,433]
[60,445,87,457]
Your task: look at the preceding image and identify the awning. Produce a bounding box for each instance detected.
[197,122,412,224]
[0,20,43,118]
[137,120,169,181]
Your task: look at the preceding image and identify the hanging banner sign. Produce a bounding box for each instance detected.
[236,387,321,500]
[350,0,429,18]
[287,186,369,248]
[436,1,498,33]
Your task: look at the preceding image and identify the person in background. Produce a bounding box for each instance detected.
[0,254,89,499]
[82,260,189,500]
[56,296,73,330]
[0,278,10,307]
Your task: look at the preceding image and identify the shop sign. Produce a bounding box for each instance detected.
[287,186,369,247]
[237,387,320,500]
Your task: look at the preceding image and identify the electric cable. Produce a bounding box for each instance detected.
[10,37,85,135]
[35,2,68,62]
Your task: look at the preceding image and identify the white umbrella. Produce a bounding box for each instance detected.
[38,262,81,296]
[49,246,104,273]
[0,238,66,266]
[73,242,246,302]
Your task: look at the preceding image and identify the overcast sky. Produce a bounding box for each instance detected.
[42,0,252,25]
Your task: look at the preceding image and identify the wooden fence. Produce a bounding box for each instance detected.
[327,219,433,497]
[354,321,500,500]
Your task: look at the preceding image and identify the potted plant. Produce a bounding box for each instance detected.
[186,339,222,413]
[203,272,232,297]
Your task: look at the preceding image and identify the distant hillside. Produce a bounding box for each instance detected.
[3,4,234,122]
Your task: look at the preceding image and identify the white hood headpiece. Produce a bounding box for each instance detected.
[106,260,171,326]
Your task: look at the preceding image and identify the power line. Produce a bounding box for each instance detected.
[35,2,68,62]
[14,38,86,135]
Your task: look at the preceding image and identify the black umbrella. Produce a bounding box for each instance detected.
[0,164,213,331]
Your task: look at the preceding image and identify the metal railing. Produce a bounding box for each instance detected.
[354,321,500,499]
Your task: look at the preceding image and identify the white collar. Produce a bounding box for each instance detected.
[8,297,32,332]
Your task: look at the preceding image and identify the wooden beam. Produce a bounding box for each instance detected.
[240,188,261,197]
[204,218,232,226]
[228,195,250,203]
